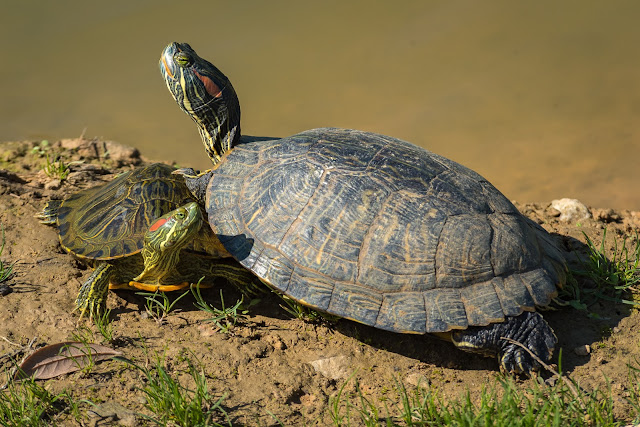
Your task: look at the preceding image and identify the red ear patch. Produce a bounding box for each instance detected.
[149,218,168,232]
[194,70,223,98]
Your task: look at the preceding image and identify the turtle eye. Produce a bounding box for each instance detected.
[175,52,193,67]
[175,209,186,220]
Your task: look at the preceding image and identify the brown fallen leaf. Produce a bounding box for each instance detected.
[15,341,122,380]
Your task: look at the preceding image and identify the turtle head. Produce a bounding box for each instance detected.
[160,42,241,165]
[145,202,203,253]
[134,202,204,285]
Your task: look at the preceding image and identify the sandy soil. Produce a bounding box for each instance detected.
[0,137,639,425]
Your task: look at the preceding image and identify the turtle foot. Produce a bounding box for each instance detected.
[451,311,557,375]
[75,263,112,320]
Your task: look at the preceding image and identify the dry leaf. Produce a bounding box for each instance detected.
[15,341,122,380]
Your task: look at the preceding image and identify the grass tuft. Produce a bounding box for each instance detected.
[123,354,229,426]
[325,369,639,426]
[0,375,80,426]
[43,154,71,181]
[191,284,253,334]
[278,292,340,324]
[93,308,114,343]
[279,294,323,323]
[566,228,640,309]
[0,224,15,284]
[137,288,190,324]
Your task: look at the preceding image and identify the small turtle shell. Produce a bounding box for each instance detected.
[205,128,566,334]
[56,163,217,260]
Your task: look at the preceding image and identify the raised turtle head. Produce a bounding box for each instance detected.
[134,202,204,284]
[160,42,241,165]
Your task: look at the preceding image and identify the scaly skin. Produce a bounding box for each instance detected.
[75,203,202,319]
[451,311,557,374]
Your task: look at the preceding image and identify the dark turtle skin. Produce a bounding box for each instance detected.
[160,42,567,374]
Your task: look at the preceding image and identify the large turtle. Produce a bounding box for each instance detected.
[159,42,567,374]
[38,163,250,318]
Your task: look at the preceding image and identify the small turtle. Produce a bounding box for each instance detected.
[38,163,250,318]
[160,42,566,374]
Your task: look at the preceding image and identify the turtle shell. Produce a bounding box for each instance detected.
[205,128,566,333]
[56,163,218,260]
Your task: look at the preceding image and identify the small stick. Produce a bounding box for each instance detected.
[0,336,37,389]
[501,336,583,407]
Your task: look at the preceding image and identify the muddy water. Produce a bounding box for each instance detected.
[2,1,639,210]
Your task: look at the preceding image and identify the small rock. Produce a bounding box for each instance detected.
[44,179,62,190]
[574,344,591,356]
[405,371,430,387]
[547,207,561,217]
[591,208,620,223]
[87,401,137,427]
[550,198,591,222]
[197,323,216,337]
[103,140,140,163]
[264,334,287,350]
[0,284,12,296]
[310,355,351,380]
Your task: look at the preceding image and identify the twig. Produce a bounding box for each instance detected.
[501,336,584,408]
[0,336,38,389]
[1,335,22,348]
[501,337,559,375]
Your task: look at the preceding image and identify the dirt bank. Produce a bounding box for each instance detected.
[1,138,639,425]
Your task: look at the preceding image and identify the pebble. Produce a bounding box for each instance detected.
[574,344,591,356]
[592,208,620,223]
[550,198,591,222]
[309,355,351,380]
[0,284,12,296]
[87,401,137,427]
[264,334,287,350]
[44,179,62,190]
[103,140,140,163]
[405,371,430,387]
[197,323,216,337]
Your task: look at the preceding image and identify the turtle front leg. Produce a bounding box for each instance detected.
[75,262,114,320]
[450,311,557,375]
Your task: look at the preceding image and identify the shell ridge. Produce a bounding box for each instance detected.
[355,189,395,284]
[432,215,448,285]
[274,168,329,251]
[363,138,392,173]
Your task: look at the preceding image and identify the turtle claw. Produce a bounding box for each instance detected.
[500,344,541,375]
[73,295,105,323]
[452,311,556,376]
[498,317,556,375]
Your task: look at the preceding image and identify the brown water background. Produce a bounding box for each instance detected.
[2,1,639,210]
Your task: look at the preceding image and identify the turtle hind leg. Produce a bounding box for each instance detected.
[450,311,557,375]
[75,262,114,320]
[182,257,265,298]
[210,261,265,298]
